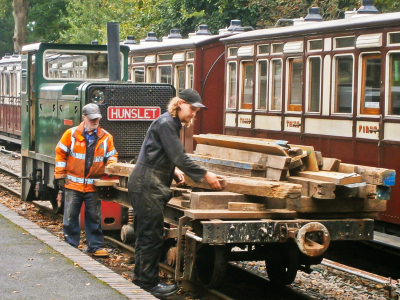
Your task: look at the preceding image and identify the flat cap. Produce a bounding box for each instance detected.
[178,89,206,109]
[82,103,102,119]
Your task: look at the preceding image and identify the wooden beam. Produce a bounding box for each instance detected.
[184,174,301,199]
[338,163,395,186]
[195,144,291,169]
[314,151,323,169]
[190,160,266,178]
[94,179,119,187]
[287,176,336,199]
[357,184,391,200]
[321,157,341,171]
[286,196,387,213]
[105,162,135,177]
[184,209,296,220]
[297,171,362,185]
[228,202,268,211]
[190,192,246,209]
[188,154,266,170]
[194,134,290,157]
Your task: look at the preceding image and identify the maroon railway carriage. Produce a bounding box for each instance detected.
[220,8,400,231]
[0,53,22,145]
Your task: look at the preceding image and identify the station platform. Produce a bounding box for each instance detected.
[0,203,156,300]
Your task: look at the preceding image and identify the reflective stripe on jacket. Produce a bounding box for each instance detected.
[55,122,118,193]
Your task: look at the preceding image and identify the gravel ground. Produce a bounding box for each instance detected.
[0,149,399,299]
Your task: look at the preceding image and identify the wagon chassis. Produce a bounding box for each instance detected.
[98,183,374,287]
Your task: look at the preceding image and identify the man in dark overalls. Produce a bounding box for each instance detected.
[128,89,222,298]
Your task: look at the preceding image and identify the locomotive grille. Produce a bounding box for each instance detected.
[94,84,175,161]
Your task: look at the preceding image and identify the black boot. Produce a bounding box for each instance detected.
[145,282,179,298]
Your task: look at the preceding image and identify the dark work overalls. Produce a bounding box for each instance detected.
[127,112,206,287]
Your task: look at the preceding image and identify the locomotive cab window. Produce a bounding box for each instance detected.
[287,57,303,112]
[226,62,237,109]
[256,60,268,110]
[360,54,381,115]
[333,55,353,113]
[270,59,282,111]
[388,52,400,115]
[240,61,254,110]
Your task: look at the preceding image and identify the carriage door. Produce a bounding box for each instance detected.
[355,53,381,167]
[283,56,303,144]
[21,53,36,151]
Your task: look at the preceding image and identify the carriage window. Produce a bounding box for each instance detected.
[241,61,254,110]
[258,45,269,55]
[229,48,238,57]
[335,36,355,49]
[309,40,323,51]
[287,58,303,111]
[360,54,381,115]
[272,43,283,54]
[176,65,185,93]
[334,55,353,113]
[389,32,400,44]
[388,52,400,115]
[187,52,194,60]
[187,64,194,89]
[132,56,145,63]
[257,60,268,109]
[132,67,144,83]
[270,59,282,110]
[4,73,10,95]
[227,62,237,109]
[307,57,321,112]
[147,67,156,83]
[158,65,172,84]
[158,54,173,61]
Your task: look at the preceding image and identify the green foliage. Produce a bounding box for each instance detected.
[27,0,67,43]
[0,0,15,56]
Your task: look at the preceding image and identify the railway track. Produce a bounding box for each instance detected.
[0,155,398,299]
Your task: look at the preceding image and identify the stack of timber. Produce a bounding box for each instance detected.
[183,134,396,219]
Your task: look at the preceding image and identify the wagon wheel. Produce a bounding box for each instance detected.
[195,245,227,288]
[265,241,299,286]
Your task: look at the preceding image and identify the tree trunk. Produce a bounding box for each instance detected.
[12,0,29,53]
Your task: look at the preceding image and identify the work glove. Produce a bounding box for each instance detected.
[57,178,65,189]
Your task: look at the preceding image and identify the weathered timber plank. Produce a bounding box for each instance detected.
[266,168,288,181]
[290,145,319,171]
[188,154,266,170]
[228,202,268,211]
[314,151,323,169]
[357,184,391,200]
[184,209,296,220]
[191,160,266,177]
[94,179,119,187]
[286,196,387,213]
[190,192,246,209]
[321,158,341,171]
[287,176,336,199]
[194,134,289,157]
[338,163,396,186]
[297,171,362,185]
[335,183,360,198]
[105,163,135,177]
[195,144,291,169]
[184,174,301,199]
[296,212,378,219]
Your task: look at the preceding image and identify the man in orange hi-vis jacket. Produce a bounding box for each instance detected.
[55,103,117,257]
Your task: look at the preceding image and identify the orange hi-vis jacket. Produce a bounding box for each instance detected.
[55,122,118,193]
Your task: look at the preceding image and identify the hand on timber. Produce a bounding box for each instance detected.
[203,171,223,190]
[174,169,185,186]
